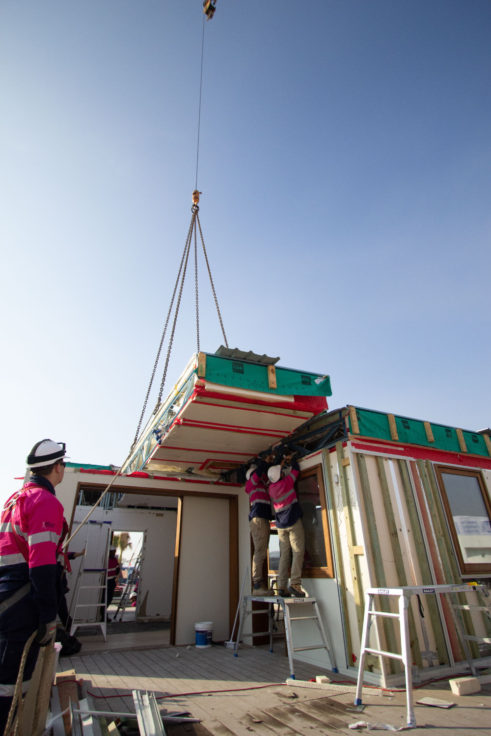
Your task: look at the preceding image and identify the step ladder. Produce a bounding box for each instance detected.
[450,583,491,654]
[354,584,488,728]
[70,562,108,640]
[68,520,112,641]
[233,595,338,679]
[114,550,142,621]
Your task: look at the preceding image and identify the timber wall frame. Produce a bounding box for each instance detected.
[335,437,491,682]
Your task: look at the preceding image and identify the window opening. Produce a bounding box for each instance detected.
[435,466,491,575]
[77,486,123,510]
[268,465,334,579]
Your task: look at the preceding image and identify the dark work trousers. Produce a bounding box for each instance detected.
[56,563,70,629]
[107,578,117,607]
[0,592,40,734]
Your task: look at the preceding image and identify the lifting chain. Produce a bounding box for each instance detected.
[131,193,229,449]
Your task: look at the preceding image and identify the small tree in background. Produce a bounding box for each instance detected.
[111,531,132,562]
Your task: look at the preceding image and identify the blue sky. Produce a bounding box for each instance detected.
[1,0,490,502]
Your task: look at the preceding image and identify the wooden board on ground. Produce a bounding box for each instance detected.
[22,642,58,736]
[55,671,81,735]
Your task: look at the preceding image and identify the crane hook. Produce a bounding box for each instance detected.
[203,1,217,21]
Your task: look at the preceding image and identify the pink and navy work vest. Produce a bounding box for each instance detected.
[245,469,272,522]
[268,465,302,529]
[0,478,65,622]
[107,555,120,580]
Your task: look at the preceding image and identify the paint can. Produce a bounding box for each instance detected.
[195,621,213,648]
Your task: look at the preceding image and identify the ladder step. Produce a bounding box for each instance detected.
[289,615,317,622]
[464,635,491,644]
[239,630,271,638]
[362,646,404,661]
[72,622,104,627]
[368,610,400,619]
[292,644,327,652]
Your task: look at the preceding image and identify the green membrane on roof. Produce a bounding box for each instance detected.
[203,353,332,397]
[350,407,489,457]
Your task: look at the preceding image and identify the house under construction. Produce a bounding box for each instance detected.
[56,347,491,688]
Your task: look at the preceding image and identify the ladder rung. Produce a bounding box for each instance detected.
[72,621,104,626]
[452,604,490,613]
[289,615,317,622]
[368,610,400,619]
[292,644,326,652]
[73,603,104,609]
[464,635,491,644]
[239,630,271,638]
[362,647,404,661]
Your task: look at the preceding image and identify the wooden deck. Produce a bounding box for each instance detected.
[58,630,491,735]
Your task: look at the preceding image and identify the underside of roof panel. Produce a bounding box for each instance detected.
[125,350,331,479]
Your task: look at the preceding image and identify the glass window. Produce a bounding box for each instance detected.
[435,466,491,575]
[268,465,334,578]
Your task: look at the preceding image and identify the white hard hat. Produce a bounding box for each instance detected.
[245,464,257,481]
[27,439,67,469]
[267,464,282,484]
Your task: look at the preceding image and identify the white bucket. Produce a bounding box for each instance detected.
[195,621,213,648]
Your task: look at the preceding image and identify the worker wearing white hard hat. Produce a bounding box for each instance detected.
[0,439,69,732]
[245,456,274,596]
[267,450,306,598]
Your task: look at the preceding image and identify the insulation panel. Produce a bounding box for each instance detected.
[126,351,331,477]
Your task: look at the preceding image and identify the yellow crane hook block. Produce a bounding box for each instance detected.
[203,0,217,21]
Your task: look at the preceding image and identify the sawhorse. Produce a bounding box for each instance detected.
[354,584,487,728]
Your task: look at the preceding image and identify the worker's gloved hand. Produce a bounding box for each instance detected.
[35,620,57,646]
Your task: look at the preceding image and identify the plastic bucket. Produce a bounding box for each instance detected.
[195,621,213,648]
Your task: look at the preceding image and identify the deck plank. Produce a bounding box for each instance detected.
[58,639,491,736]
[266,703,344,734]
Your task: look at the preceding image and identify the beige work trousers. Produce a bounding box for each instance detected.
[277,518,305,589]
[249,516,270,583]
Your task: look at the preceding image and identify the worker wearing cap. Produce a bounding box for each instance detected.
[0,439,68,732]
[267,451,305,598]
[245,456,273,595]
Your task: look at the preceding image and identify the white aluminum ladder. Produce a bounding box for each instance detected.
[114,549,142,621]
[233,595,338,679]
[69,521,112,641]
[70,561,108,641]
[450,583,491,652]
[355,584,488,728]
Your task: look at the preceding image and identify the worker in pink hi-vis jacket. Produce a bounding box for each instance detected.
[0,439,68,733]
[245,456,273,595]
[267,451,306,598]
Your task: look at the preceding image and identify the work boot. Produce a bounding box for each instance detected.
[252,580,269,596]
[288,585,306,598]
[277,589,288,597]
[60,635,82,656]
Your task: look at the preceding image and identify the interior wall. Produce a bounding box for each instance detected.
[175,495,231,645]
[110,506,177,619]
[68,505,176,620]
